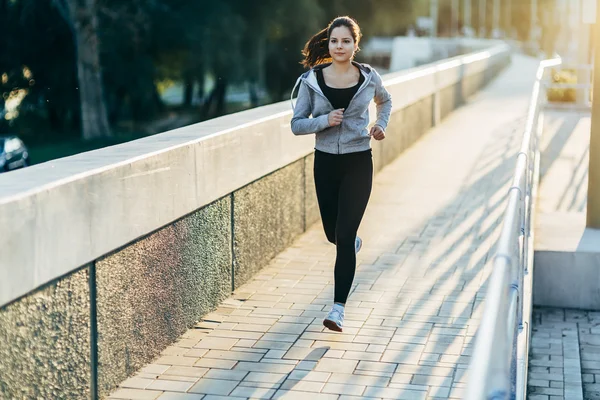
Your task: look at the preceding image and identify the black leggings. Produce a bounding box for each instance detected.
[314,149,373,304]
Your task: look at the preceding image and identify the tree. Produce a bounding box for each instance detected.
[2,0,432,151]
[52,0,111,140]
[259,0,324,101]
[98,0,168,126]
[1,0,80,139]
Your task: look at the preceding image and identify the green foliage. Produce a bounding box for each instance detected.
[0,0,79,140]
[2,0,448,155]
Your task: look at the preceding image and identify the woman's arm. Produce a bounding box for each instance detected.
[291,81,331,135]
[372,70,392,131]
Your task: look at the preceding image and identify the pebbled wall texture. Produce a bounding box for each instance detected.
[0,268,91,399]
[95,197,232,398]
[233,159,305,289]
[0,54,510,399]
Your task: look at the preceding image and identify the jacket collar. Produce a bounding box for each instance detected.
[290,62,374,111]
[312,61,372,73]
[302,61,372,96]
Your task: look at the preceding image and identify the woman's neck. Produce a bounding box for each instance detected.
[329,60,354,75]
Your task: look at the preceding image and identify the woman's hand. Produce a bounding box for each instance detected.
[369,125,385,140]
[328,108,344,127]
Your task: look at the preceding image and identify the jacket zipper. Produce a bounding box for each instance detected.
[338,122,341,154]
[303,71,371,155]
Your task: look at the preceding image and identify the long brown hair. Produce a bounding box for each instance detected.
[301,16,362,69]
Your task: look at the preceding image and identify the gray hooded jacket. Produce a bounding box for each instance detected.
[290,62,392,154]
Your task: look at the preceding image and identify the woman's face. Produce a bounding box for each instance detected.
[329,26,357,63]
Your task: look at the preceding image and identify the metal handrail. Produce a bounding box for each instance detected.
[464,57,562,400]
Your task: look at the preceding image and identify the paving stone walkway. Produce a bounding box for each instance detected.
[527,307,600,400]
[108,54,539,400]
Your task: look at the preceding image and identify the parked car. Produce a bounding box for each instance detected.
[0,135,29,172]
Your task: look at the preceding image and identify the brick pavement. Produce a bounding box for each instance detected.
[526,307,600,400]
[108,54,539,400]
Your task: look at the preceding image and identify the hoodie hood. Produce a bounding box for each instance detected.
[291,62,374,111]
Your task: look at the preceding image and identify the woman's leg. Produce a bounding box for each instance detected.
[314,150,341,245]
[333,151,373,304]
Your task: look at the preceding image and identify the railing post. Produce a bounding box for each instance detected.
[510,318,518,400]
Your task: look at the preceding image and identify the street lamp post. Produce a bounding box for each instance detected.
[464,0,472,35]
[530,0,537,44]
[452,0,460,36]
[431,0,439,37]
[493,0,500,37]
[505,0,512,38]
[479,0,486,37]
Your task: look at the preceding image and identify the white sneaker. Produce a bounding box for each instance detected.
[355,236,362,254]
[323,304,345,332]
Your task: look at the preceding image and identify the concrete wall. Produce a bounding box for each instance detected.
[361,36,495,73]
[0,268,91,399]
[0,42,511,399]
[533,110,600,309]
[372,96,434,173]
[233,159,305,289]
[95,197,233,398]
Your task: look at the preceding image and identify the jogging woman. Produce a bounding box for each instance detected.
[290,16,392,332]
